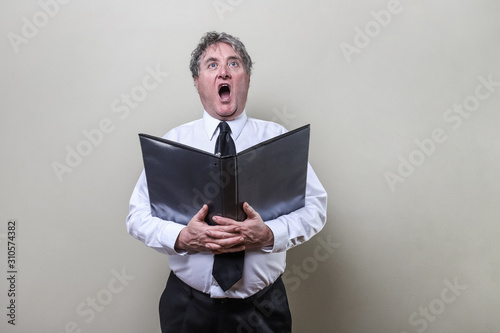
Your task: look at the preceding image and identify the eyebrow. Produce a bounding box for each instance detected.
[226,56,240,62]
[204,57,218,64]
[203,55,241,64]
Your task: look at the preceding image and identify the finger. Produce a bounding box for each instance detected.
[210,245,246,254]
[206,229,240,239]
[207,242,246,254]
[207,236,244,248]
[212,215,238,225]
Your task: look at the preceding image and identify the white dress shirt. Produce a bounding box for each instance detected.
[127,110,327,298]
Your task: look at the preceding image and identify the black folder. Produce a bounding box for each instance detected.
[139,124,310,225]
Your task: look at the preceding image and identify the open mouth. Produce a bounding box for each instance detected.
[218,84,231,101]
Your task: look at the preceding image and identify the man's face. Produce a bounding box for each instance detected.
[194,42,250,121]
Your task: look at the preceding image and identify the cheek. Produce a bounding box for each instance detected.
[196,76,210,89]
[236,81,250,97]
[197,81,212,96]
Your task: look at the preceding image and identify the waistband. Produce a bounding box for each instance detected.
[170,272,279,305]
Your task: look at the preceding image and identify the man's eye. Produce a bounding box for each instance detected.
[229,62,238,67]
[209,63,217,69]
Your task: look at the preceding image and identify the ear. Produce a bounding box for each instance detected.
[193,77,199,91]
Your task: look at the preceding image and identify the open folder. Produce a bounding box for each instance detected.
[139,124,310,225]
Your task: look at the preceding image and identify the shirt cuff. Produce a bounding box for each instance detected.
[262,219,288,253]
[157,218,189,255]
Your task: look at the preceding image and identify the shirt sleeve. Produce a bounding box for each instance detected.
[263,163,328,253]
[126,170,188,256]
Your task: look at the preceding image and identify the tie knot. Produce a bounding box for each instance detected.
[214,121,236,157]
[219,121,231,134]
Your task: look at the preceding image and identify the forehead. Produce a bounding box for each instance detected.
[201,42,241,61]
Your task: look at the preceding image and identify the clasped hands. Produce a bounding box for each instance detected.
[174,202,274,254]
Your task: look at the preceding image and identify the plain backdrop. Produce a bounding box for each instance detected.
[1,1,500,332]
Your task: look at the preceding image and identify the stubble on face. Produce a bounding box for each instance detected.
[194,42,250,121]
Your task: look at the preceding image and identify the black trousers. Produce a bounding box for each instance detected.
[159,272,292,333]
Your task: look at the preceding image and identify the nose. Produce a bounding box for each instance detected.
[218,65,231,79]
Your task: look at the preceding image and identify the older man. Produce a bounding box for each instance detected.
[127,31,327,333]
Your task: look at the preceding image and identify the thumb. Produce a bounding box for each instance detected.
[193,204,208,222]
[243,202,259,219]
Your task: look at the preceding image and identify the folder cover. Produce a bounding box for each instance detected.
[139,124,310,225]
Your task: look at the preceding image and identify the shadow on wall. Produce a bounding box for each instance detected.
[284,229,341,330]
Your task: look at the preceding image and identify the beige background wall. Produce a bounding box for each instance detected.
[1,1,500,332]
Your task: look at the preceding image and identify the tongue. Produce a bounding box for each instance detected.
[220,91,229,101]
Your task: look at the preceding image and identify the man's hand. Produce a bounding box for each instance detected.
[175,205,244,253]
[209,202,274,251]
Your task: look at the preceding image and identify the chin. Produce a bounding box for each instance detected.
[215,108,240,120]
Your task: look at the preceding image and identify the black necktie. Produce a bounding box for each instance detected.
[212,121,244,291]
[214,121,236,156]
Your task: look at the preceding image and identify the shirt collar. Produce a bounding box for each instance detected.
[203,110,248,141]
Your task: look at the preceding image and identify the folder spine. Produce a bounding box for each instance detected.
[220,156,240,221]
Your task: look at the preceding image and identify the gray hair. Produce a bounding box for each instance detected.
[189,31,253,78]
